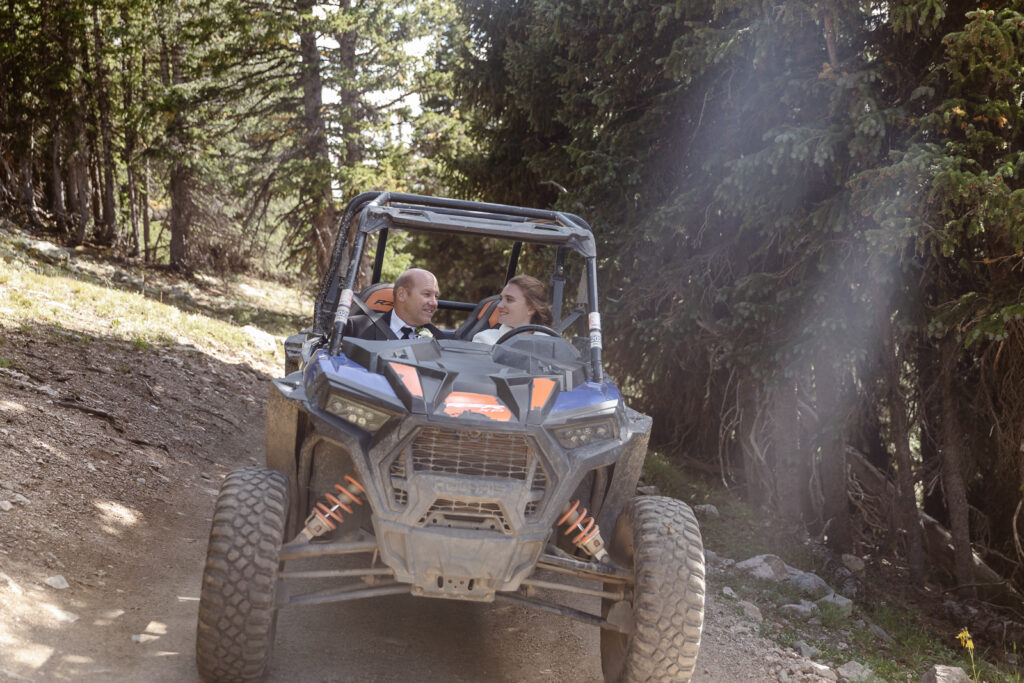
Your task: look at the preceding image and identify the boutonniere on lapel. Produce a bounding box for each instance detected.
[416,327,433,338]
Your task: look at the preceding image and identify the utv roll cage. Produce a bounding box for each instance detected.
[313,191,605,382]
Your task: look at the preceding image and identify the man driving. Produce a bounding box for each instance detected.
[343,268,443,340]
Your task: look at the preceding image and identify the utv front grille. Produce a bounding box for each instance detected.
[389,458,408,508]
[387,426,551,519]
[392,486,408,506]
[419,498,512,534]
[411,427,531,479]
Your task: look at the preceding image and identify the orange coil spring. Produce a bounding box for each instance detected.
[312,475,366,530]
[557,499,600,547]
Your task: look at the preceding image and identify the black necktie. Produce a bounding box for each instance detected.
[400,326,414,339]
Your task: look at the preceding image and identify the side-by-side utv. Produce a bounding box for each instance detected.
[195,192,705,682]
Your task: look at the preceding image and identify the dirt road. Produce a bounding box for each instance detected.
[0,328,753,682]
[4,494,605,682]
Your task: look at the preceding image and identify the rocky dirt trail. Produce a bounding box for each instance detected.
[0,317,794,682]
[0,348,881,683]
[0,232,788,682]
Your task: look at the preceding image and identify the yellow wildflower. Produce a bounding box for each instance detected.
[956,627,974,652]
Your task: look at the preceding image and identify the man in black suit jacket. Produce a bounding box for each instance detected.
[343,268,445,341]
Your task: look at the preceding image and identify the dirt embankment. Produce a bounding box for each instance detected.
[0,325,270,681]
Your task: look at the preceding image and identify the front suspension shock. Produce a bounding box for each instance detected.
[297,475,366,542]
[557,499,608,562]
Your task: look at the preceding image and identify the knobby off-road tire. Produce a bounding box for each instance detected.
[601,496,706,683]
[196,467,289,683]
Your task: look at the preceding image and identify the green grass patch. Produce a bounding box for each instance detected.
[642,450,697,500]
[0,246,285,369]
[815,601,849,630]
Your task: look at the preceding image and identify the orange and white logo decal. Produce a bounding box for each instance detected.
[442,392,512,421]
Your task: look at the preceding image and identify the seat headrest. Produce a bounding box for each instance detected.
[478,298,500,327]
[360,283,394,312]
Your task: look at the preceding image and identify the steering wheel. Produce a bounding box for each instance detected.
[496,324,561,344]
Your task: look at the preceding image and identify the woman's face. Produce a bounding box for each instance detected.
[497,283,536,328]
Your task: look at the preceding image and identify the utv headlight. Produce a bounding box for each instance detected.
[550,418,617,449]
[324,394,390,432]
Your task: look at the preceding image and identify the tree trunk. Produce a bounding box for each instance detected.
[89,146,102,230]
[0,154,12,205]
[334,0,363,171]
[49,117,67,230]
[142,159,152,262]
[816,357,851,552]
[298,2,337,278]
[917,343,948,526]
[739,381,770,510]
[886,340,925,587]
[124,163,139,256]
[773,378,804,527]
[92,3,118,246]
[165,37,192,272]
[939,333,974,598]
[20,137,46,231]
[169,163,192,270]
[79,22,104,239]
[68,107,91,245]
[121,16,139,257]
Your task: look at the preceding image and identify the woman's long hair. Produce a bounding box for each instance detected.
[508,274,553,326]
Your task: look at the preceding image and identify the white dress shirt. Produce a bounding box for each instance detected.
[389,311,417,339]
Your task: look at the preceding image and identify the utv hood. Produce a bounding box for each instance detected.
[303,336,621,427]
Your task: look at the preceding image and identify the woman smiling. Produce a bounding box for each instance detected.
[472,275,553,345]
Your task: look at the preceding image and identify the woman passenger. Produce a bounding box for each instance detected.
[472,275,554,345]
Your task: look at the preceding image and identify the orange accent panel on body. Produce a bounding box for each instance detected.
[390,362,423,398]
[531,378,556,410]
[442,392,512,421]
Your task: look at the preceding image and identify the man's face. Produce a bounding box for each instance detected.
[395,272,439,326]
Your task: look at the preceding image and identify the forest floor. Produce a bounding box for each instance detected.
[0,225,1016,682]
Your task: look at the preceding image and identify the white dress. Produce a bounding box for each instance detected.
[472,324,513,345]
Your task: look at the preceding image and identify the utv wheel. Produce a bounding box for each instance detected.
[196,467,289,683]
[600,496,705,683]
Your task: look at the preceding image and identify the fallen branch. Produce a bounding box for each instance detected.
[848,447,1024,610]
[140,377,159,399]
[196,406,240,428]
[56,400,123,432]
[128,437,169,452]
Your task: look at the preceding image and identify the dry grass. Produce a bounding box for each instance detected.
[0,229,312,374]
